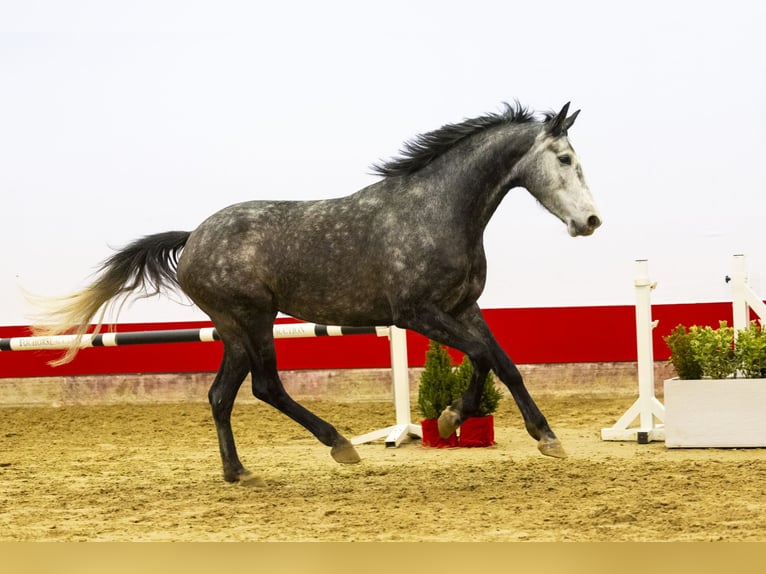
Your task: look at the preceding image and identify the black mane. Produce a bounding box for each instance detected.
[371,102,543,178]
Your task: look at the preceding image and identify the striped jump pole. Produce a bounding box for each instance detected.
[0,324,388,351]
[1,323,421,448]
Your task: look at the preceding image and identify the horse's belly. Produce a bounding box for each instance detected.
[277,296,392,327]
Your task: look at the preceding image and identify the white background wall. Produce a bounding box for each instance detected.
[2,0,765,326]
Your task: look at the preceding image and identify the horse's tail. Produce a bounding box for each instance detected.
[31,230,190,366]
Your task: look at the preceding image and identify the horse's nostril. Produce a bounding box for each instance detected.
[587,215,602,230]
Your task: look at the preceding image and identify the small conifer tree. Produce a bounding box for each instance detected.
[418,341,502,419]
[452,355,502,416]
[417,340,455,419]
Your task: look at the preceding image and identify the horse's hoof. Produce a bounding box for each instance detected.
[331,438,361,464]
[538,437,567,458]
[437,406,461,438]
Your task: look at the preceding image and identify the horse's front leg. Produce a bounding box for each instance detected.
[463,309,566,458]
[437,357,491,439]
[399,303,566,458]
[487,344,566,458]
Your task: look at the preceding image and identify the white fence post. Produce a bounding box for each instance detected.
[731,254,766,331]
[731,254,750,335]
[350,325,422,447]
[601,259,666,443]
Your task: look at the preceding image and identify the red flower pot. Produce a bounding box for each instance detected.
[420,418,458,448]
[457,415,495,447]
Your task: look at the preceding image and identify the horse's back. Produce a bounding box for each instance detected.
[177,194,397,324]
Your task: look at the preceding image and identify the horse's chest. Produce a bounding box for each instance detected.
[413,249,486,311]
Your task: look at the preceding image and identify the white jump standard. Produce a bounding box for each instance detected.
[600,259,665,444]
[602,254,764,445]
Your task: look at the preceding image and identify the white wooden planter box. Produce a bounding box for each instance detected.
[664,378,766,448]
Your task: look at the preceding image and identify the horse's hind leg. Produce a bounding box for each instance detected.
[208,342,262,484]
[245,324,361,465]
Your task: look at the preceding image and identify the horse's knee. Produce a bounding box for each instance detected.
[208,387,235,422]
[207,385,219,405]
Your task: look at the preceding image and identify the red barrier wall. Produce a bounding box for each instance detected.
[0,302,747,378]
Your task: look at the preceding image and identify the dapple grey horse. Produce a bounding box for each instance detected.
[37,102,601,484]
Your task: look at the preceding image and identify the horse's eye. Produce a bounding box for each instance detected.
[558,155,572,166]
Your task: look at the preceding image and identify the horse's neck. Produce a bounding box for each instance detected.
[420,124,537,232]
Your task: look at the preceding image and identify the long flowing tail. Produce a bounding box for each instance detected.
[31,230,190,365]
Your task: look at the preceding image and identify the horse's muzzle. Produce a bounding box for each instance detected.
[568,214,602,237]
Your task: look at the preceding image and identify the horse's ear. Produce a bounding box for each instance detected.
[548,102,579,136]
[562,108,580,133]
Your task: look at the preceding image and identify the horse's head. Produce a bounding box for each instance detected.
[512,103,601,237]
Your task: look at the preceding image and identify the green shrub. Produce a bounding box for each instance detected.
[664,324,703,380]
[735,321,766,378]
[664,320,766,379]
[689,321,736,380]
[417,340,502,419]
